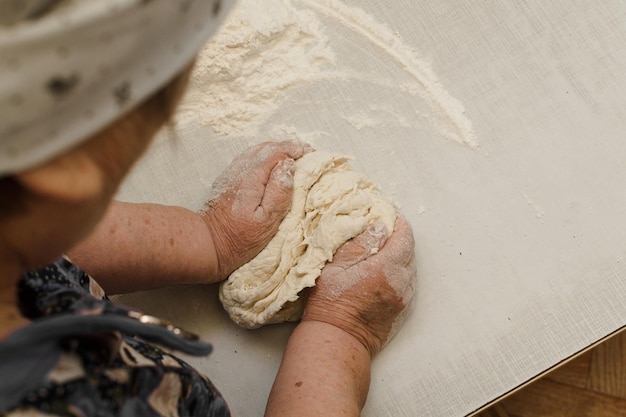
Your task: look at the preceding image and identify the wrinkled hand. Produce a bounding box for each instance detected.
[303,215,416,357]
[201,141,312,280]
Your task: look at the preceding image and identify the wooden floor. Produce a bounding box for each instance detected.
[476,329,626,417]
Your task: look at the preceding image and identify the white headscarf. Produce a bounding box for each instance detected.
[0,0,234,175]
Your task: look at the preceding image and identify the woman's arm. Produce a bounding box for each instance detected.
[265,321,371,417]
[68,200,219,294]
[265,216,417,416]
[69,141,311,295]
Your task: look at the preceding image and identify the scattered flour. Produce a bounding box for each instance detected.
[268,123,331,145]
[342,111,378,130]
[302,0,477,147]
[176,0,337,135]
[176,0,477,147]
[520,192,545,219]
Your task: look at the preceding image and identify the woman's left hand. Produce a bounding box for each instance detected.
[200,141,312,280]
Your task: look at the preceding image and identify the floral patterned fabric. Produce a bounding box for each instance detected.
[0,258,230,417]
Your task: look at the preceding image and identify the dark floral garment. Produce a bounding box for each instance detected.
[0,258,230,417]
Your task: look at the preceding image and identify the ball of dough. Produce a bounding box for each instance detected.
[219,150,396,329]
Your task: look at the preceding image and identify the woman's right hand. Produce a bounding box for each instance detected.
[200,141,312,280]
[302,214,417,357]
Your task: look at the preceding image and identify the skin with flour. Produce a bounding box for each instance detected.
[182,0,476,149]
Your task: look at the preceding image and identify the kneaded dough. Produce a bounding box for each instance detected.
[219,150,396,329]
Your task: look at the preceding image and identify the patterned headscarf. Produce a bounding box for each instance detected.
[0,0,234,175]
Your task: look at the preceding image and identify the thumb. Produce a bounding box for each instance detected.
[331,221,388,267]
[259,158,295,219]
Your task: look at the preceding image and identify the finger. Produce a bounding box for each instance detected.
[377,215,415,265]
[230,142,307,210]
[243,141,312,200]
[251,141,313,174]
[385,278,416,347]
[258,158,295,219]
[280,140,315,159]
[403,262,417,306]
[379,216,417,297]
[331,221,389,267]
[271,140,315,159]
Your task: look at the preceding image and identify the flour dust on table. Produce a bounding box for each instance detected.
[176,0,476,148]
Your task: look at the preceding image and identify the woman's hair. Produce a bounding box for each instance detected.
[0,65,193,216]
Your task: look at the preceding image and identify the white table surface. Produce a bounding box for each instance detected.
[116,1,626,415]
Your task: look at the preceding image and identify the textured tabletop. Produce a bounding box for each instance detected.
[117,1,626,415]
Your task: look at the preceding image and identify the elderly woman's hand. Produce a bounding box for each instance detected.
[201,141,312,280]
[302,214,417,357]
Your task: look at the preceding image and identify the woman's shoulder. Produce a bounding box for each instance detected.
[4,259,230,417]
[18,257,109,319]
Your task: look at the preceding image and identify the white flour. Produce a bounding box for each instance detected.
[176,0,477,146]
[302,0,477,147]
[176,0,336,135]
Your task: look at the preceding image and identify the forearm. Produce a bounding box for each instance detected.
[265,320,371,417]
[68,201,219,294]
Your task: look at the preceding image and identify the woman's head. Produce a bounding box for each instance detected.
[0,67,192,268]
[0,0,233,175]
[0,0,233,268]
